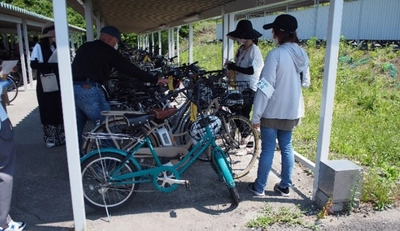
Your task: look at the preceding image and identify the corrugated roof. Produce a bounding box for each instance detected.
[0,2,85,33]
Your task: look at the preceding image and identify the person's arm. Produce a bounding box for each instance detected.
[226,62,254,75]
[109,49,158,84]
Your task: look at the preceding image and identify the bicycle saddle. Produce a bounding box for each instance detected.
[123,113,154,128]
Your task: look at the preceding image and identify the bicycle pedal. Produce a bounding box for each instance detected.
[185,180,191,191]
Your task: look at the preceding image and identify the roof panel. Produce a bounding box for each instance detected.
[65,0,333,34]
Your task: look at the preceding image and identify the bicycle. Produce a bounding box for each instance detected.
[80,80,240,214]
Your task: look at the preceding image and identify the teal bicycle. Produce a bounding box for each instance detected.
[80,80,240,212]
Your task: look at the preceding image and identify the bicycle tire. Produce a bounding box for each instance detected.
[6,76,18,103]
[213,149,240,205]
[81,152,139,210]
[219,114,259,179]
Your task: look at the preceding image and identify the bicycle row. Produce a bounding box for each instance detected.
[79,61,260,215]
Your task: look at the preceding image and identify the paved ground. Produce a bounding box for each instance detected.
[6,82,400,231]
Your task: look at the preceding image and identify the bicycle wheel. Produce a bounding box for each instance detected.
[6,76,18,103]
[212,149,240,205]
[81,152,139,210]
[219,114,259,179]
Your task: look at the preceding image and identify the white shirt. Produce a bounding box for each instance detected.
[234,44,264,91]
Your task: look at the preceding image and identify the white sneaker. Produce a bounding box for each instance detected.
[2,220,26,231]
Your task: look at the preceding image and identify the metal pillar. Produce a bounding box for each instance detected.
[313,0,344,198]
[84,0,94,41]
[16,24,28,92]
[53,0,87,230]
[188,23,193,64]
[22,19,33,89]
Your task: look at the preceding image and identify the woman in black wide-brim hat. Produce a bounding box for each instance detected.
[224,19,264,120]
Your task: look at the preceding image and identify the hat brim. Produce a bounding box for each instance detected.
[263,23,274,30]
[226,29,262,40]
[42,30,55,38]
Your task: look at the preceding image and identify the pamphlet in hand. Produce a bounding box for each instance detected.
[48,49,58,63]
[0,60,19,75]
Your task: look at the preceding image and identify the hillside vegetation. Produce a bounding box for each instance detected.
[180,22,400,210]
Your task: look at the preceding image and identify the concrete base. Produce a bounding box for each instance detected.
[316,159,363,212]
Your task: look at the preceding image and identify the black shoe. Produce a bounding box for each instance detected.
[247,183,265,196]
[274,183,290,197]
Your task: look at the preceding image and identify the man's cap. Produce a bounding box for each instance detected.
[263,14,298,33]
[100,25,122,42]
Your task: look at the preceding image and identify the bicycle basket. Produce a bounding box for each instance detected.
[189,115,221,144]
[220,90,244,108]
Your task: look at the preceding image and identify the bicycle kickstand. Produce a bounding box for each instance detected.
[185,180,191,191]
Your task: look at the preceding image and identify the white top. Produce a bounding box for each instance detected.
[234,44,264,91]
[30,43,56,63]
[252,42,311,124]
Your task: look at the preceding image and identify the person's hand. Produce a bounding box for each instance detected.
[226,62,236,71]
[224,60,232,67]
[252,123,260,129]
[157,77,169,86]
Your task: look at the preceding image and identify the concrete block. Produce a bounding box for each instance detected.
[316,159,363,212]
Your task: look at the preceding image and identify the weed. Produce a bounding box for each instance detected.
[247,203,318,229]
[317,198,333,220]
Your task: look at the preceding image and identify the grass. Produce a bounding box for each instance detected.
[247,203,319,230]
[178,24,400,211]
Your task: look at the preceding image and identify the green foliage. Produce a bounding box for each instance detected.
[2,0,85,28]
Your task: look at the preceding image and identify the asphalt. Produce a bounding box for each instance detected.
[6,81,400,231]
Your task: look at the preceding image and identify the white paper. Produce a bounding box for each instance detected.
[0,60,19,75]
[256,78,275,98]
[48,49,58,63]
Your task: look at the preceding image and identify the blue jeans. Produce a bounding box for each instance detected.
[74,83,110,153]
[253,127,294,193]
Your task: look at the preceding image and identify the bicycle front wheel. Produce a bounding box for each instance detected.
[81,152,139,210]
[6,77,18,103]
[212,149,240,205]
[220,114,259,179]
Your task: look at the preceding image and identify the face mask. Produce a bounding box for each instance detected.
[273,38,279,46]
[114,42,119,50]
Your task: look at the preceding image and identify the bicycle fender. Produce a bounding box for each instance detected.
[80,148,142,169]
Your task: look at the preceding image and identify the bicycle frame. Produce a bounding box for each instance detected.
[81,117,233,193]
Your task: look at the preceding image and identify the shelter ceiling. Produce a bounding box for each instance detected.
[66,0,332,34]
[67,0,235,33]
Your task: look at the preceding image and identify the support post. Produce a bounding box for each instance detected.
[313,0,344,198]
[53,0,87,230]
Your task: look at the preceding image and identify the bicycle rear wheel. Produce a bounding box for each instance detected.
[212,149,240,205]
[6,76,18,103]
[81,152,139,210]
[218,114,259,179]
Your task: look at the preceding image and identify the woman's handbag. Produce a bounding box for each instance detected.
[40,73,59,92]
